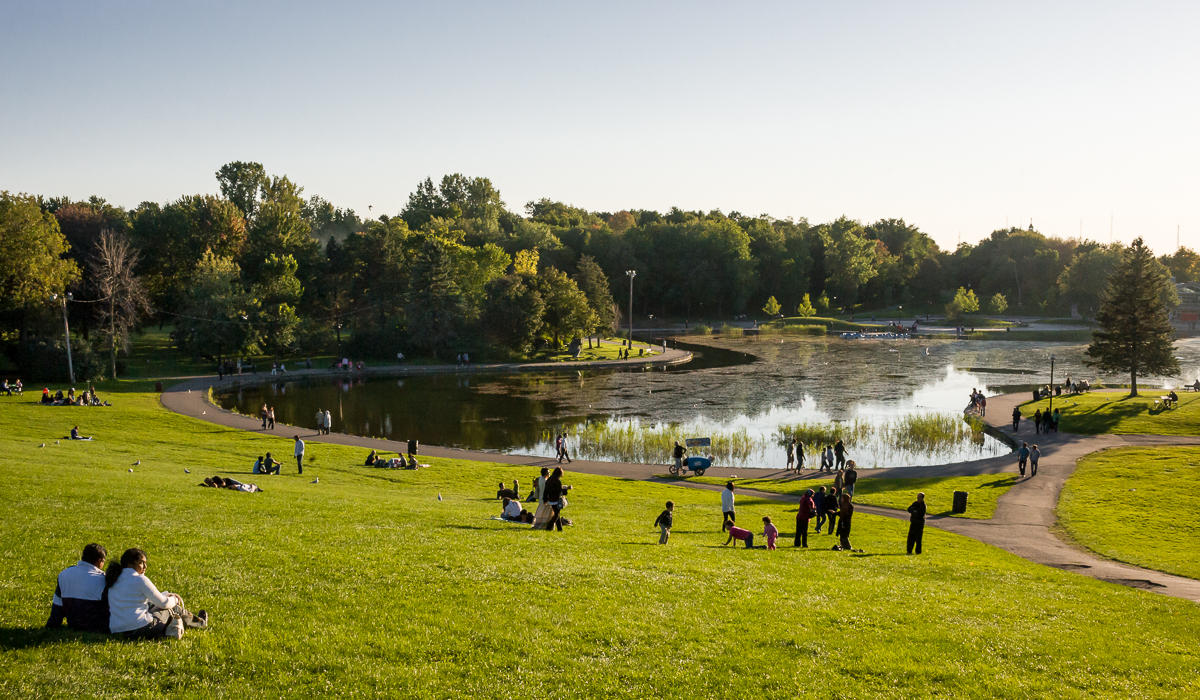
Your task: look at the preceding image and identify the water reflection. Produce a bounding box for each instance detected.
[216,336,1200,469]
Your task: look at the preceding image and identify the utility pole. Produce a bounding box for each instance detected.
[625,270,637,348]
[1049,353,1056,417]
[53,293,75,385]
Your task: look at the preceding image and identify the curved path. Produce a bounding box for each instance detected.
[162,374,1200,603]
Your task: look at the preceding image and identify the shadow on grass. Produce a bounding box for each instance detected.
[0,627,118,650]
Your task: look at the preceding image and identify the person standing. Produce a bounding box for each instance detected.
[1030,444,1040,476]
[1017,442,1030,476]
[324,409,332,435]
[824,487,840,535]
[795,489,815,548]
[315,408,325,435]
[786,438,796,471]
[1033,408,1043,434]
[654,501,674,544]
[1011,406,1021,432]
[673,441,687,472]
[795,439,806,471]
[824,445,835,473]
[543,467,567,532]
[46,543,109,633]
[833,439,848,470]
[720,482,736,526]
[836,492,855,551]
[813,486,828,532]
[844,461,858,497]
[293,435,305,474]
[980,394,987,417]
[833,469,844,492]
[906,492,926,554]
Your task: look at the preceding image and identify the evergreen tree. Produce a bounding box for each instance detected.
[1085,238,1179,397]
[762,295,781,316]
[573,255,616,337]
[795,293,816,318]
[405,235,462,359]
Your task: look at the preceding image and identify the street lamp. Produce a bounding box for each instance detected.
[1049,353,1056,416]
[898,305,903,325]
[51,293,75,385]
[625,270,637,348]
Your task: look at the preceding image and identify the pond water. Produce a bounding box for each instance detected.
[217,336,1200,470]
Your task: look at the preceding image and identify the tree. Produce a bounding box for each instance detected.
[987,293,1008,315]
[817,217,879,306]
[536,267,591,348]
[252,254,304,355]
[815,292,830,314]
[173,250,260,362]
[0,192,80,344]
[945,287,980,321]
[1058,243,1124,317]
[1160,247,1200,283]
[216,161,268,220]
[405,235,462,358]
[89,230,150,378]
[762,296,781,316]
[483,275,544,352]
[796,293,816,317]
[1085,238,1180,397]
[573,255,616,340]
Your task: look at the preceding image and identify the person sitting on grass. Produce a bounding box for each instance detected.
[2,379,11,396]
[70,426,90,440]
[106,548,207,640]
[46,543,109,633]
[500,497,532,523]
[41,388,52,404]
[722,521,756,549]
[496,480,519,500]
[365,450,378,466]
[262,453,281,475]
[253,456,265,474]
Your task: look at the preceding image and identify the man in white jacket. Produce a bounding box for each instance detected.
[721,482,736,527]
[294,435,305,474]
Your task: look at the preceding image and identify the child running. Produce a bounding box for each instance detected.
[654,501,674,544]
[762,516,778,550]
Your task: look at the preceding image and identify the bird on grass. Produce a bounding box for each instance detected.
[311,478,319,484]
[39,443,45,448]
[184,469,191,474]
[134,460,141,466]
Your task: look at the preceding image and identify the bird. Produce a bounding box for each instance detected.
[55,440,60,445]
[311,478,319,484]
[184,469,191,474]
[134,460,141,466]
[39,443,45,448]
[438,493,443,501]
[128,469,133,473]
[201,411,206,415]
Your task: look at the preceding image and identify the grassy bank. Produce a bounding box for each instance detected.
[660,474,1019,520]
[1022,390,1200,435]
[1,395,1198,698]
[1059,446,1200,580]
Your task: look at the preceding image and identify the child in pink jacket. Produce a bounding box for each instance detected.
[763,516,779,550]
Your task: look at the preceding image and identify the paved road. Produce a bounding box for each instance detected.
[162,371,1200,602]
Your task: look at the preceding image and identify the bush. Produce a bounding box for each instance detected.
[17,338,107,383]
[719,324,743,337]
[691,324,713,335]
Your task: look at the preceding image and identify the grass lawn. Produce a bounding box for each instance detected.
[528,338,658,363]
[124,328,344,379]
[661,474,1019,519]
[1,395,1199,698]
[1022,390,1200,435]
[1059,446,1200,581]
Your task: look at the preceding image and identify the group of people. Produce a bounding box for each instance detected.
[1016,442,1041,477]
[554,434,572,463]
[2,378,22,395]
[366,448,422,469]
[46,544,208,640]
[455,353,471,366]
[493,466,572,530]
[782,437,854,476]
[40,386,108,406]
[967,389,987,416]
[259,404,277,430]
[331,358,365,371]
[314,408,333,434]
[1010,404,1061,433]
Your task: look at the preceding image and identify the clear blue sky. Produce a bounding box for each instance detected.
[2,1,1196,254]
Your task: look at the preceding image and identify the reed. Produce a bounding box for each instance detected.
[719,324,744,337]
[571,420,755,464]
[880,413,985,452]
[691,324,713,335]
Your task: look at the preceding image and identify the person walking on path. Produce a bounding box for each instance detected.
[1033,408,1043,434]
[1030,444,1040,477]
[763,516,779,550]
[655,501,674,544]
[559,434,572,463]
[673,441,687,472]
[260,404,268,430]
[1017,442,1030,477]
[980,395,987,417]
[555,434,564,463]
[786,438,796,471]
[293,435,305,474]
[315,409,325,435]
[324,410,331,435]
[721,482,736,526]
[844,461,858,497]
[824,445,835,473]
[906,492,926,554]
[835,492,855,551]
[722,521,755,549]
[267,407,276,430]
[795,439,806,471]
[833,439,848,470]
[833,469,844,492]
[795,489,815,548]
[1011,406,1021,432]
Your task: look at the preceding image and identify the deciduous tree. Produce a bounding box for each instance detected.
[89,230,150,378]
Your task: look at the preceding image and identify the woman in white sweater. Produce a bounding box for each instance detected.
[105,548,207,639]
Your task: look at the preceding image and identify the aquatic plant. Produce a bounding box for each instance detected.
[719,324,744,337]
[691,324,713,335]
[570,421,755,465]
[880,413,986,452]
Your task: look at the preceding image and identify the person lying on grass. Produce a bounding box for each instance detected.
[201,476,262,493]
[106,548,208,640]
[722,521,757,549]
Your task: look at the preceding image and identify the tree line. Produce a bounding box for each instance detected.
[2,163,1196,379]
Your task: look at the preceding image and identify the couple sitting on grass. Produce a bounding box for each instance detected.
[253,454,282,474]
[365,449,421,469]
[46,543,208,640]
[1,378,21,395]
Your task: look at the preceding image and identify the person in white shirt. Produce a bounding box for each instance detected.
[721,482,736,527]
[500,497,528,522]
[294,435,305,474]
[106,548,206,639]
[46,543,109,633]
[324,410,332,435]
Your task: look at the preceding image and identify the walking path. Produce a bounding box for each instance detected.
[162,375,1200,603]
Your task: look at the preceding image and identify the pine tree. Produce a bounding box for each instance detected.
[1085,238,1179,397]
[762,295,782,316]
[405,235,462,359]
[796,294,817,318]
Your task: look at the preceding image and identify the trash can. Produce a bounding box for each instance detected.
[155,382,163,393]
[952,490,968,514]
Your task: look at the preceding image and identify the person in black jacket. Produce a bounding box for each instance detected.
[543,467,568,532]
[824,487,841,535]
[46,543,110,633]
[654,501,674,544]
[907,492,927,554]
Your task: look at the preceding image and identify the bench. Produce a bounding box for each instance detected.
[1156,396,1177,410]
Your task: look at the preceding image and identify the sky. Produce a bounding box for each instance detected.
[2,1,1198,255]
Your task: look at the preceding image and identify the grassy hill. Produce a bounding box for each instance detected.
[1,390,1199,698]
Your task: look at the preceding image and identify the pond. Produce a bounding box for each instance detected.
[216,336,1200,470]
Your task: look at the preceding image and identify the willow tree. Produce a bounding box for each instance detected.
[1085,238,1179,397]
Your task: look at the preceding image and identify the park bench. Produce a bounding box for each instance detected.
[1155,395,1177,410]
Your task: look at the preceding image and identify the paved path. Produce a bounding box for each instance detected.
[162,373,1200,602]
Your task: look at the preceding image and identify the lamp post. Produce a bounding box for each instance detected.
[52,293,75,385]
[1049,353,1056,416]
[897,305,903,325]
[625,270,636,348]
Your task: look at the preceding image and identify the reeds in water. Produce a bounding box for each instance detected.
[571,421,755,464]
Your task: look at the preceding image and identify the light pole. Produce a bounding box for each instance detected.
[52,293,75,385]
[625,270,636,348]
[1049,353,1056,416]
[897,305,903,325]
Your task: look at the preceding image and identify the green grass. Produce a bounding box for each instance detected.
[661,474,1020,520]
[1033,318,1097,326]
[529,338,658,363]
[770,316,881,332]
[1022,390,1200,435]
[1,396,1199,698]
[1059,447,1200,580]
[123,327,343,379]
